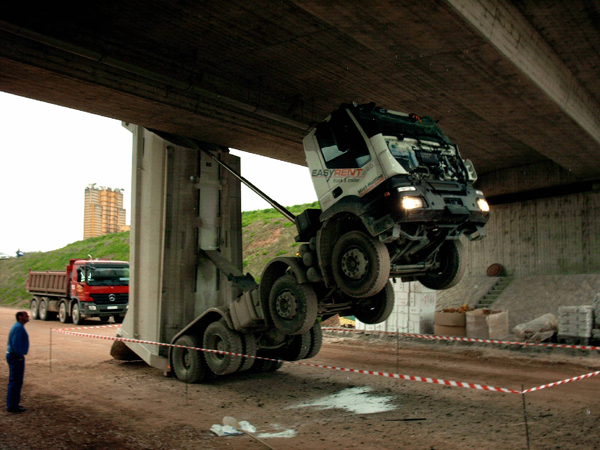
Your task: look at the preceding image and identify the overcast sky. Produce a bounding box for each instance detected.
[0,92,317,254]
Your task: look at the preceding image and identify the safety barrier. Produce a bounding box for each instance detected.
[52,325,600,395]
[321,327,600,351]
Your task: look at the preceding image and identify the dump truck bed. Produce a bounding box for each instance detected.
[26,270,69,297]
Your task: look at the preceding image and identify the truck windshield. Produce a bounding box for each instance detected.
[86,265,129,286]
[353,105,453,146]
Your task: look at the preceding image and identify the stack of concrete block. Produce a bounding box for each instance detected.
[592,293,600,342]
[557,305,594,340]
[356,281,436,334]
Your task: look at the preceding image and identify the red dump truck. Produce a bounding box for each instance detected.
[27,259,129,325]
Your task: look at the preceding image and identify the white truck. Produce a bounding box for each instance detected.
[114,102,489,383]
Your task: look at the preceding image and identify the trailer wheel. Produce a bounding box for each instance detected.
[332,230,390,298]
[171,334,215,383]
[419,240,465,290]
[39,299,50,321]
[237,332,258,373]
[71,302,83,325]
[250,357,283,373]
[203,319,244,375]
[353,281,394,324]
[268,275,318,335]
[58,301,71,323]
[262,333,311,362]
[30,299,39,320]
[304,322,323,359]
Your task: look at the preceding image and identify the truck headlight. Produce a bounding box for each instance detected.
[88,305,97,311]
[402,196,424,210]
[477,198,490,212]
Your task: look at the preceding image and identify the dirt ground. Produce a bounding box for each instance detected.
[1,306,599,450]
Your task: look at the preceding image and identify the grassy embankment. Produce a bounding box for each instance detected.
[0,202,319,308]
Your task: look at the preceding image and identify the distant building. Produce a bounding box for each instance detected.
[84,184,127,239]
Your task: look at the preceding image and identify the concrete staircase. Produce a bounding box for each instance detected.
[475,277,512,309]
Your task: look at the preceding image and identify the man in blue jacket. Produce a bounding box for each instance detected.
[6,311,30,413]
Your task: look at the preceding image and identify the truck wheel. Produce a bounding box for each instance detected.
[332,230,390,298]
[71,303,83,325]
[419,240,465,290]
[39,299,50,321]
[262,333,311,362]
[171,334,215,383]
[238,332,258,373]
[30,299,39,320]
[268,275,318,335]
[59,302,71,324]
[99,316,110,323]
[113,315,124,324]
[250,357,283,373]
[203,319,244,375]
[304,322,323,359]
[353,281,394,324]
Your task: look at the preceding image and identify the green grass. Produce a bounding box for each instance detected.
[241,201,320,227]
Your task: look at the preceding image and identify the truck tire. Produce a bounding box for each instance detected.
[59,301,71,324]
[71,302,83,325]
[203,319,244,375]
[262,333,311,362]
[332,230,390,298]
[353,281,394,324]
[419,240,465,290]
[30,298,39,320]
[171,334,215,383]
[113,315,125,324]
[250,357,283,373]
[304,322,323,359]
[238,332,258,373]
[39,298,50,321]
[268,275,318,336]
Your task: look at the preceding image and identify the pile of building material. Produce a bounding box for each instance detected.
[557,305,595,344]
[355,281,436,334]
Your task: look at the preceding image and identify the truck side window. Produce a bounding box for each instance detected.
[316,110,371,169]
[77,267,83,283]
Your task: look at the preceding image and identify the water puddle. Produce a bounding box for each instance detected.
[289,386,398,414]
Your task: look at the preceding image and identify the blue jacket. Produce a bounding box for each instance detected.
[7,321,29,359]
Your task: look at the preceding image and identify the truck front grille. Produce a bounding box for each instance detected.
[90,293,128,304]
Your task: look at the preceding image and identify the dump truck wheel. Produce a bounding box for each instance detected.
[71,302,82,325]
[113,315,124,324]
[99,316,110,322]
[304,322,323,359]
[419,240,465,290]
[30,299,39,320]
[58,301,71,323]
[353,281,394,324]
[268,275,318,335]
[250,357,283,373]
[238,332,258,373]
[39,298,50,321]
[204,319,244,375]
[332,230,390,298]
[172,334,215,383]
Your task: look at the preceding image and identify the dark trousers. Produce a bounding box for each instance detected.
[6,353,25,411]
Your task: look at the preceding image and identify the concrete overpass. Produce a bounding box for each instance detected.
[1,0,599,277]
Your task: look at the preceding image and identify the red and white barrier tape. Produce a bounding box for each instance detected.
[321,327,600,351]
[53,326,600,395]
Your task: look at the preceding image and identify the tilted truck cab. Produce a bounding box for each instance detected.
[300,102,490,299]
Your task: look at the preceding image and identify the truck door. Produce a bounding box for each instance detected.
[308,108,385,208]
[73,265,85,298]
